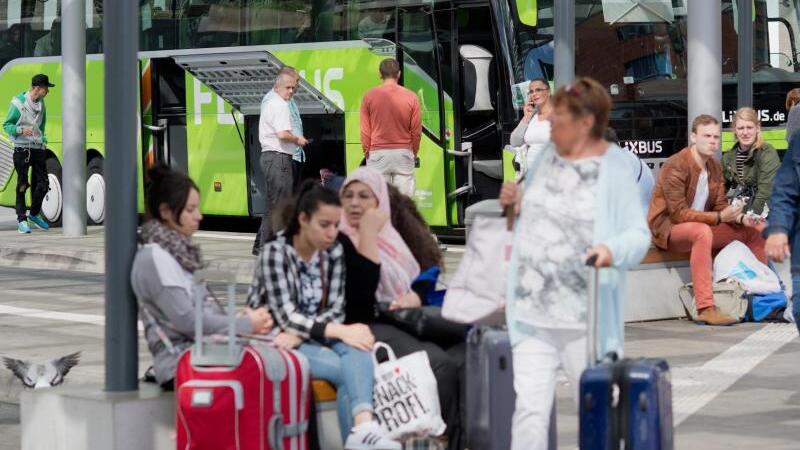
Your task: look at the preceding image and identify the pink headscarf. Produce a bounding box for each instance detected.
[339,167,421,305]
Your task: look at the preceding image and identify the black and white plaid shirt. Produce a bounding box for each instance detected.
[246,233,346,340]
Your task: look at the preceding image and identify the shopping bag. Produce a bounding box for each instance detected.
[442,212,513,325]
[372,342,447,440]
[713,240,782,294]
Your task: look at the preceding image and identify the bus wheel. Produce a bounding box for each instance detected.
[42,156,63,225]
[86,157,105,224]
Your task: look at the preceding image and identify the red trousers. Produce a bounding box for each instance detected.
[667,222,767,310]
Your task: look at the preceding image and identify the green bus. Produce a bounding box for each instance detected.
[0,0,797,231]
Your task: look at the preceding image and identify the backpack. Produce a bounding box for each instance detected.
[678,279,749,322]
[746,291,789,322]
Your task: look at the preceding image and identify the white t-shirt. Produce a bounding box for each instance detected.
[691,170,709,211]
[523,114,551,159]
[259,93,295,154]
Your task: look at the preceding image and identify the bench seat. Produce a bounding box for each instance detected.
[312,379,337,403]
[640,247,690,265]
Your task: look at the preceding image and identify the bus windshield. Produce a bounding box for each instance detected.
[500,0,800,110]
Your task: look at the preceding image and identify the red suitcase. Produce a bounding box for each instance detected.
[174,270,311,450]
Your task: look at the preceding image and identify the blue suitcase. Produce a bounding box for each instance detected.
[579,258,673,450]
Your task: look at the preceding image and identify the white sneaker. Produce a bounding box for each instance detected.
[344,421,401,450]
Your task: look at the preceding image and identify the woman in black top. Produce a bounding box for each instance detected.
[338,167,465,450]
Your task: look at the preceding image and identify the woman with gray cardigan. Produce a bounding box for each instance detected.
[131,165,273,389]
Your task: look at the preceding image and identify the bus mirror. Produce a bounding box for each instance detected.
[516,0,538,27]
[459,45,495,113]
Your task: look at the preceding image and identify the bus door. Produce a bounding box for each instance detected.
[142,58,188,172]
[171,51,342,217]
[397,5,454,228]
[450,3,504,209]
[404,2,505,229]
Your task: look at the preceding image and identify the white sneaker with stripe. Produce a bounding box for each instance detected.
[344,421,401,450]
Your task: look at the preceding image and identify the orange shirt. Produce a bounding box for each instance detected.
[360,83,421,155]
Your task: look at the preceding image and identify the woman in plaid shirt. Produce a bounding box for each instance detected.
[247,181,400,450]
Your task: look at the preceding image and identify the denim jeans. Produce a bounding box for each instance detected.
[297,341,374,441]
[792,274,800,334]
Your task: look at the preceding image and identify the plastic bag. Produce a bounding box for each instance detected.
[713,240,782,294]
[442,213,511,325]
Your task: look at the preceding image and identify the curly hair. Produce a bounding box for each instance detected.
[387,184,442,271]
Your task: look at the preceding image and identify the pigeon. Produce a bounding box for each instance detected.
[3,352,81,389]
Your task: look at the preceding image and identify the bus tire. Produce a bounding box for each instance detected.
[42,156,63,226]
[86,156,105,224]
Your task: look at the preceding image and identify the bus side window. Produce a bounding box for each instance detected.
[353,7,395,41]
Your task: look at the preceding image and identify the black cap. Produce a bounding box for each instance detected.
[31,74,55,88]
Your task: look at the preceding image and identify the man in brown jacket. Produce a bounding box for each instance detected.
[648,114,767,325]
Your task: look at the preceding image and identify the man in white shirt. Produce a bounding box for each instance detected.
[253,66,309,255]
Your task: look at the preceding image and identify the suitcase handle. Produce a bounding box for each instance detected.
[191,269,242,366]
[585,255,599,369]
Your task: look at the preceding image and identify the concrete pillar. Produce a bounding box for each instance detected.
[554,0,575,88]
[61,0,86,236]
[687,0,722,142]
[103,0,139,392]
[737,0,753,108]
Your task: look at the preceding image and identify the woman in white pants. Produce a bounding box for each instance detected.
[499,78,650,450]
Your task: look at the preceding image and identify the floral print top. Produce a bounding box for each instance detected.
[512,152,600,329]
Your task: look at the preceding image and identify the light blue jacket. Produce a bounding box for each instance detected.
[506,143,651,359]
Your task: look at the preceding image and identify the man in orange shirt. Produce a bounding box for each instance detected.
[360,58,421,197]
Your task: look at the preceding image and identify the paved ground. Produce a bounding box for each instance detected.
[1,272,798,450]
[0,207,799,449]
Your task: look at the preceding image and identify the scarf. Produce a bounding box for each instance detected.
[263,89,305,162]
[140,220,205,273]
[25,92,42,114]
[339,167,420,304]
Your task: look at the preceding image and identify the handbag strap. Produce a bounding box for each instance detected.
[319,254,328,311]
[504,175,526,231]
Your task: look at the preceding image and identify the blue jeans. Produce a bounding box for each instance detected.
[297,341,374,441]
[792,274,800,334]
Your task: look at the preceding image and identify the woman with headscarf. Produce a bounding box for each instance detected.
[337,166,464,450]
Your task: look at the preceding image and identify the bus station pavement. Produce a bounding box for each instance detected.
[0,211,466,285]
[0,207,799,449]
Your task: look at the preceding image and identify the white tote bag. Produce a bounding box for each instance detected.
[713,240,782,294]
[442,214,513,325]
[372,342,446,440]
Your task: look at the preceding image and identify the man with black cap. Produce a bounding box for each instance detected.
[3,73,54,234]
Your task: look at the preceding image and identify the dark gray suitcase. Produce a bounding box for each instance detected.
[465,327,556,450]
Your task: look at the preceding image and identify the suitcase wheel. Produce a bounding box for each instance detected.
[269,414,285,450]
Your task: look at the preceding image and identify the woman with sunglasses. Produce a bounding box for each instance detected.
[499,77,650,450]
[509,78,553,174]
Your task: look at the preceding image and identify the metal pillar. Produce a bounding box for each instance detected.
[61,0,86,236]
[687,1,722,138]
[737,0,753,108]
[103,0,139,392]
[554,0,575,88]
